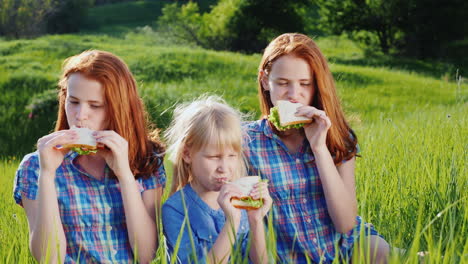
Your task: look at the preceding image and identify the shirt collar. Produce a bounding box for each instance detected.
[260,118,275,139]
[260,118,315,163]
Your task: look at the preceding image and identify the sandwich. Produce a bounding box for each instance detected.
[231,176,263,210]
[63,126,98,155]
[268,100,312,131]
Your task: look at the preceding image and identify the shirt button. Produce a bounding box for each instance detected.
[209,235,212,239]
[307,218,312,223]
[106,226,112,231]
[296,159,300,163]
[313,238,317,243]
[302,198,307,203]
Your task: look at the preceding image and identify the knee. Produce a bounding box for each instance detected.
[370,236,390,264]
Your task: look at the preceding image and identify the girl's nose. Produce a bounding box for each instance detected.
[217,159,227,173]
[75,105,88,121]
[287,82,300,99]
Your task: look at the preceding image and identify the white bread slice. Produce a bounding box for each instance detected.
[232,176,260,196]
[277,100,312,127]
[63,126,97,149]
[231,176,262,210]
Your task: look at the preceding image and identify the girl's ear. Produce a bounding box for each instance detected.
[182,146,191,164]
[259,70,270,91]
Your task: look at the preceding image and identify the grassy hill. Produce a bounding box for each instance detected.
[0,1,467,263]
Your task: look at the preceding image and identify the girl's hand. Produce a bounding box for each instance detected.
[295,106,332,151]
[37,130,78,177]
[217,183,243,222]
[247,181,272,222]
[94,130,132,181]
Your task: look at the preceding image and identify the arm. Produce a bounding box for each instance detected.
[297,106,357,233]
[249,221,268,264]
[208,183,244,264]
[247,181,272,264]
[23,174,67,264]
[94,130,159,263]
[119,178,160,263]
[313,148,358,233]
[23,130,77,263]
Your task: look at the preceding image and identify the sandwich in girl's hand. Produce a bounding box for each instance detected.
[63,126,98,155]
[230,176,265,210]
[268,100,312,131]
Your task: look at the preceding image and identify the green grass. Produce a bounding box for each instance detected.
[1,4,467,261]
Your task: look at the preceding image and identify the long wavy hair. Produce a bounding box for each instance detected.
[55,50,165,178]
[258,33,357,164]
[165,96,246,195]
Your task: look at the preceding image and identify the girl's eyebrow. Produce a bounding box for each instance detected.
[275,77,311,81]
[68,95,103,104]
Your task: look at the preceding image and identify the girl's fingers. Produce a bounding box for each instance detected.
[95,135,128,153]
[93,130,125,143]
[250,182,270,199]
[41,131,78,149]
[295,106,326,119]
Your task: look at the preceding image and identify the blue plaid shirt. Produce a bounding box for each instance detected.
[13,151,166,263]
[243,119,379,263]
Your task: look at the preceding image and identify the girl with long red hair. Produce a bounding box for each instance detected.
[13,50,165,263]
[243,33,390,263]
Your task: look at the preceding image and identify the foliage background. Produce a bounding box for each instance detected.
[0,0,467,263]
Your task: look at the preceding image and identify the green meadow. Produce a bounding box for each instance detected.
[1,1,467,263]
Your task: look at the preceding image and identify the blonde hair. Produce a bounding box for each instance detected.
[165,96,246,195]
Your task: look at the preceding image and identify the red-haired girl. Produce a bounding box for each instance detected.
[13,50,165,263]
[243,33,390,263]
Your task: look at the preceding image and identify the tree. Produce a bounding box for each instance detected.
[46,0,94,34]
[158,0,310,53]
[0,0,54,38]
[226,0,309,52]
[317,0,468,58]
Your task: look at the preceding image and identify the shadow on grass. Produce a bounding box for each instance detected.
[329,54,465,80]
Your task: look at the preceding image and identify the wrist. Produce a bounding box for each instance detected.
[39,169,56,180]
[227,213,241,224]
[115,168,134,183]
[118,175,136,186]
[247,216,264,226]
[311,145,329,155]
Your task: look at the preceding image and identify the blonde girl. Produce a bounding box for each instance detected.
[162,96,272,264]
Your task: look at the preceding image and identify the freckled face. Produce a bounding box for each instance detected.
[264,54,314,106]
[65,73,108,131]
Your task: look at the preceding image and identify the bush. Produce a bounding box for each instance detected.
[46,0,94,34]
[157,0,308,53]
[0,73,57,156]
[0,0,53,38]
[0,0,93,38]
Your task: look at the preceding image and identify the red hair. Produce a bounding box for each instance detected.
[56,50,164,178]
[258,33,357,164]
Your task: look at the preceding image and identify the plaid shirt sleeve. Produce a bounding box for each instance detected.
[137,158,166,192]
[13,152,40,206]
